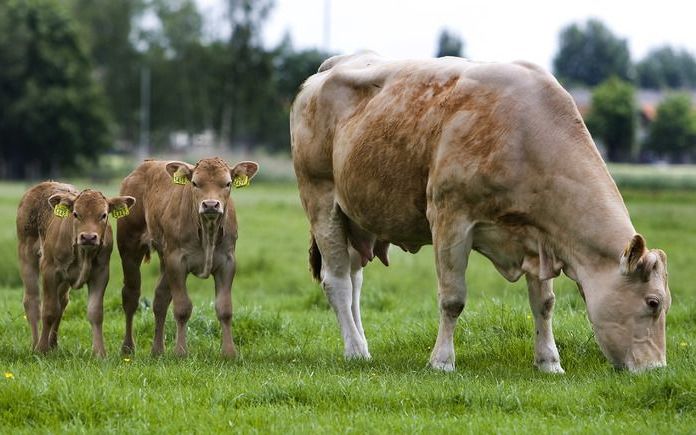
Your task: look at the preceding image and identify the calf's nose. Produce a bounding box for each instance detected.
[79,232,99,245]
[201,200,222,213]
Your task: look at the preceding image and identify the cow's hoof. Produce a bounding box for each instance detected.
[221,347,237,359]
[429,360,455,372]
[344,339,370,360]
[92,348,107,359]
[536,360,565,374]
[121,342,135,355]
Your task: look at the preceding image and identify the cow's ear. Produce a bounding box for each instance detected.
[48,193,75,218]
[165,161,194,184]
[620,234,648,276]
[230,161,259,180]
[108,196,136,219]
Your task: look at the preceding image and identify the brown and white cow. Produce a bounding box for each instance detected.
[290,52,671,373]
[16,182,135,356]
[118,158,258,357]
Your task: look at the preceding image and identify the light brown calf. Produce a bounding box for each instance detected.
[118,158,258,357]
[16,182,135,356]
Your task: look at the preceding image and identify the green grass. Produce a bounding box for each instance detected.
[1,180,696,433]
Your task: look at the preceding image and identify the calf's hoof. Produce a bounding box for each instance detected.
[121,342,135,355]
[222,344,237,359]
[174,345,188,357]
[344,340,371,360]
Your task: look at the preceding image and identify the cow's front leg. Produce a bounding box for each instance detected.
[526,274,564,373]
[429,212,473,372]
[49,288,70,350]
[213,253,237,358]
[87,263,109,358]
[165,256,192,356]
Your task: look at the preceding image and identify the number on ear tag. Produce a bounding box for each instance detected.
[233,174,250,188]
[111,205,130,219]
[54,203,70,218]
[173,170,190,185]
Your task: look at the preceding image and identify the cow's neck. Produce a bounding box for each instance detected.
[197,214,222,278]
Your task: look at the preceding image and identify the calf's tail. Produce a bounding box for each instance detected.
[309,233,322,282]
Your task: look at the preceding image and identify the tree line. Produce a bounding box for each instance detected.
[2,1,696,178]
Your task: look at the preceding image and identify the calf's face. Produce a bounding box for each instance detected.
[48,190,136,248]
[165,158,259,218]
[586,235,670,372]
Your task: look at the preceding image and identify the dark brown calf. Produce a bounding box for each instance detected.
[16,182,135,356]
[117,158,258,357]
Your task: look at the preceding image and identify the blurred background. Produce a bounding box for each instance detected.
[1,0,695,181]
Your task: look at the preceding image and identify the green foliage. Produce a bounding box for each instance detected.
[1,181,696,432]
[436,29,464,58]
[637,46,696,90]
[0,0,112,179]
[586,77,638,162]
[646,94,696,161]
[553,19,634,86]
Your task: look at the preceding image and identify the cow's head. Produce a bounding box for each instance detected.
[48,190,136,249]
[165,158,259,219]
[584,234,670,372]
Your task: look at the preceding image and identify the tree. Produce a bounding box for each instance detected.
[436,29,464,58]
[67,0,146,143]
[0,0,111,179]
[553,19,633,87]
[586,77,638,162]
[637,46,696,89]
[646,94,696,162]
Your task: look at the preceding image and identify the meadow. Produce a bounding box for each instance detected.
[0,174,695,433]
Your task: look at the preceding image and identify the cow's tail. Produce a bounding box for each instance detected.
[309,233,322,282]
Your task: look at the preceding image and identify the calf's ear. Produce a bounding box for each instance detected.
[48,193,76,217]
[108,196,136,218]
[230,161,259,180]
[165,161,195,184]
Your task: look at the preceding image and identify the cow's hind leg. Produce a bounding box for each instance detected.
[315,209,369,359]
[119,240,147,354]
[429,212,473,372]
[348,246,368,345]
[526,274,564,373]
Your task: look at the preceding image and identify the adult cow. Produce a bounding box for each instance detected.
[17,182,135,356]
[290,52,670,373]
[118,158,258,357]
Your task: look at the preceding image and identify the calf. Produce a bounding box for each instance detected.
[118,158,258,357]
[16,182,135,356]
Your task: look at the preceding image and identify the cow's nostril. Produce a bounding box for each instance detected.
[202,200,221,210]
[79,233,98,244]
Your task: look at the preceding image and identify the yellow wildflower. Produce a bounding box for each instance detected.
[4,372,14,379]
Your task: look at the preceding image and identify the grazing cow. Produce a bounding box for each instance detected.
[118,158,258,357]
[290,52,671,372]
[16,182,135,356]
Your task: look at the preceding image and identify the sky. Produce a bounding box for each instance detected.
[197,0,696,70]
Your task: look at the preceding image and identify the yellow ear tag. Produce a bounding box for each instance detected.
[173,170,189,185]
[53,203,70,218]
[111,205,130,219]
[233,174,250,188]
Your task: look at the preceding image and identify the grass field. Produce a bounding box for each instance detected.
[1,179,695,433]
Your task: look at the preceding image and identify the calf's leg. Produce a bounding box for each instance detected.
[36,270,61,353]
[165,258,192,356]
[18,241,40,349]
[119,250,145,354]
[87,265,109,357]
[151,271,171,356]
[526,274,564,373]
[49,289,70,349]
[213,254,237,358]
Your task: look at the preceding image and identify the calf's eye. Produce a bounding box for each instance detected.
[101,213,107,220]
[646,296,660,310]
[226,181,232,188]
[73,211,79,219]
[192,181,199,188]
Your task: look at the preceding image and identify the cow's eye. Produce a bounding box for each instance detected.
[226,181,232,188]
[191,181,199,188]
[646,296,661,311]
[101,213,107,220]
[72,211,79,219]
